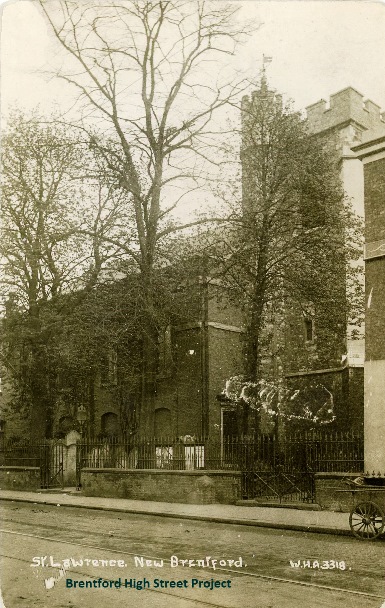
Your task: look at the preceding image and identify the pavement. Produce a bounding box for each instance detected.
[0,489,353,537]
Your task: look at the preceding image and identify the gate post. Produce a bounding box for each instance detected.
[40,443,50,489]
[64,430,80,486]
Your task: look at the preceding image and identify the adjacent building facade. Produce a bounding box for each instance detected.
[353,130,385,475]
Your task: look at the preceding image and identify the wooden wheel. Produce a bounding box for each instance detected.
[349,501,385,540]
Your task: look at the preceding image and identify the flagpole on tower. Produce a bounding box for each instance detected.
[263,54,273,68]
[261,54,273,90]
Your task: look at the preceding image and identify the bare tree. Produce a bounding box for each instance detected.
[38,0,254,415]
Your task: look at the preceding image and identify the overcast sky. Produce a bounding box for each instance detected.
[1,0,385,117]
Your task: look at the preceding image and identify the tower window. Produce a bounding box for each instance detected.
[304,317,314,342]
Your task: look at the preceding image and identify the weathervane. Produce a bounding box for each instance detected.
[261,54,272,90]
[263,54,273,68]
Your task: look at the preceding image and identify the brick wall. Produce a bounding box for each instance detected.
[207,326,243,437]
[365,261,385,361]
[314,472,361,512]
[364,157,385,361]
[364,157,385,244]
[81,469,242,504]
[346,368,364,431]
[173,326,204,437]
[140,279,244,439]
[0,466,41,491]
[361,147,385,474]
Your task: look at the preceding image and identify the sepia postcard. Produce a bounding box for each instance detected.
[0,1,385,607]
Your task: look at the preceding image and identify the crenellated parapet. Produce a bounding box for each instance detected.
[241,81,282,151]
[306,87,385,137]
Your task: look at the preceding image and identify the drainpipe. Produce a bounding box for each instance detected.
[200,273,209,439]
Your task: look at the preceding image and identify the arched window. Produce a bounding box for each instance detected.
[101,412,119,437]
[0,419,6,444]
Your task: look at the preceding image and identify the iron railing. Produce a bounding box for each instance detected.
[74,430,364,473]
[1,431,363,500]
[0,439,43,468]
[0,439,64,488]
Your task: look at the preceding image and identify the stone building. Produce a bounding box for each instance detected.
[239,83,385,431]
[301,88,385,431]
[306,86,385,359]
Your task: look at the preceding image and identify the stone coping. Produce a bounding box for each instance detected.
[82,468,242,476]
[335,488,385,493]
[314,472,362,479]
[0,466,40,471]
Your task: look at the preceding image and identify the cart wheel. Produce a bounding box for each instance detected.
[349,501,385,540]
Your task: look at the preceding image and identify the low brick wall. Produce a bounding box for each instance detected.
[0,466,41,491]
[81,469,242,504]
[315,472,362,512]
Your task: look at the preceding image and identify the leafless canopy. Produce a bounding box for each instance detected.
[39,0,255,268]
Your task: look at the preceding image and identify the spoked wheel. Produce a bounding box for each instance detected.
[349,501,385,540]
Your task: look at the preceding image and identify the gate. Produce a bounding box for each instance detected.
[40,441,64,489]
[242,467,315,503]
[241,435,315,503]
[240,430,363,503]
[0,439,64,489]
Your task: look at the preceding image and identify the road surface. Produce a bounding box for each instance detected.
[0,500,384,608]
